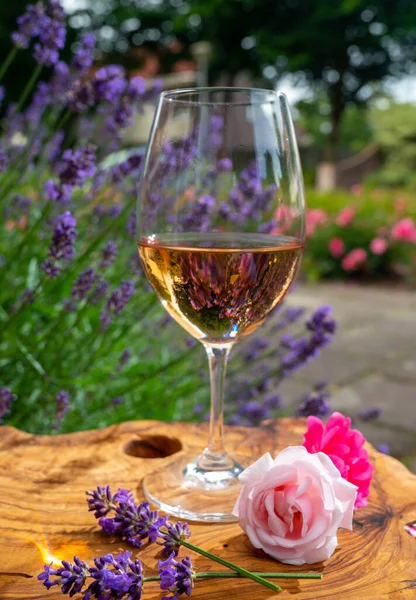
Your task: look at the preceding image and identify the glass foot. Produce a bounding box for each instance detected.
[142,452,248,522]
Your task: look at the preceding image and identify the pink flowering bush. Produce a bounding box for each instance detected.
[303,412,374,509]
[303,188,416,282]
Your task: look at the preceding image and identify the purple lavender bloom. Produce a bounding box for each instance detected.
[46,130,65,163]
[89,280,109,306]
[358,406,382,421]
[376,443,390,455]
[242,337,269,361]
[158,522,191,557]
[116,349,132,372]
[217,157,233,172]
[263,392,283,409]
[99,241,117,270]
[159,553,195,599]
[86,485,117,518]
[0,86,4,106]
[40,259,61,278]
[0,149,8,173]
[12,1,46,48]
[295,386,331,418]
[50,211,78,261]
[58,145,96,187]
[0,387,14,423]
[71,268,98,300]
[89,551,143,600]
[33,1,66,67]
[112,396,123,406]
[71,32,96,72]
[126,210,136,236]
[238,400,270,423]
[100,280,135,327]
[38,555,89,594]
[182,195,216,232]
[111,153,143,184]
[52,390,69,430]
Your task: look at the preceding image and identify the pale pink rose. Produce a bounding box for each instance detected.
[336,206,355,227]
[303,412,374,509]
[233,447,357,565]
[341,248,367,271]
[370,237,388,255]
[391,217,416,242]
[328,237,345,258]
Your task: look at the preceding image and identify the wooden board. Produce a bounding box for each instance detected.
[0,418,415,599]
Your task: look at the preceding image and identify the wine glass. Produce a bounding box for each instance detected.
[137,87,305,522]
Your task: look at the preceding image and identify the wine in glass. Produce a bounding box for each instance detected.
[137,87,305,522]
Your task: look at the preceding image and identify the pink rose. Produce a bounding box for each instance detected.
[306,208,327,237]
[350,184,363,196]
[341,247,367,271]
[336,206,355,227]
[303,412,374,509]
[391,217,416,242]
[328,237,345,258]
[233,447,357,565]
[370,237,388,255]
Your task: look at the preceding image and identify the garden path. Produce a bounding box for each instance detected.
[282,282,416,471]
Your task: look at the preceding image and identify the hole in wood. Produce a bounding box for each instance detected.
[123,436,182,459]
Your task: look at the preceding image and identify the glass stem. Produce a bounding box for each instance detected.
[203,345,231,464]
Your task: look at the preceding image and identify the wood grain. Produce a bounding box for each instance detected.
[0,419,415,599]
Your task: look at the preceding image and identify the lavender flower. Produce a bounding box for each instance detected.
[280,306,336,375]
[111,153,143,184]
[89,280,109,306]
[72,32,96,73]
[116,349,132,372]
[126,210,136,237]
[358,406,382,421]
[242,338,269,362]
[158,522,191,557]
[87,486,167,549]
[41,211,77,277]
[295,384,331,418]
[0,149,8,172]
[99,242,117,270]
[238,400,270,423]
[13,0,66,66]
[12,1,46,49]
[100,280,135,328]
[52,390,69,430]
[159,553,195,600]
[376,443,390,454]
[58,145,96,187]
[71,268,99,301]
[0,387,14,423]
[38,555,88,594]
[38,551,144,600]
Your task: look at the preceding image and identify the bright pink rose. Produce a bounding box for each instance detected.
[306,208,327,236]
[303,412,374,509]
[328,237,345,258]
[341,247,367,271]
[370,237,388,255]
[391,218,416,243]
[233,447,357,565]
[336,206,355,227]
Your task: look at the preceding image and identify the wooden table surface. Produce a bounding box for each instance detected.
[0,418,415,599]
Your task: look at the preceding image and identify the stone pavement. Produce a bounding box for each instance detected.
[283,283,416,472]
